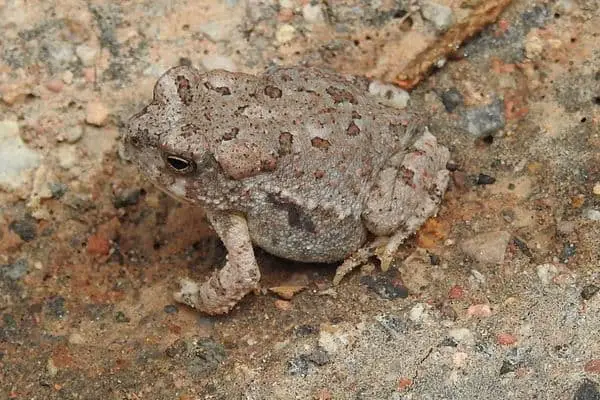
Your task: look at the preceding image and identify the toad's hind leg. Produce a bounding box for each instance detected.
[174,210,260,315]
[335,128,449,283]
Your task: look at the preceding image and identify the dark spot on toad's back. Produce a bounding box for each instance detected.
[181,124,200,138]
[311,137,330,150]
[401,166,415,187]
[267,193,316,233]
[314,169,325,179]
[346,121,360,136]
[264,85,282,98]
[204,81,231,95]
[326,86,357,104]
[279,132,293,155]
[176,75,193,105]
[352,110,362,119]
[260,157,278,172]
[222,127,239,141]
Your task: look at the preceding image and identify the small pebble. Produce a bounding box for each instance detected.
[1,259,29,280]
[476,173,496,185]
[581,284,599,300]
[164,304,179,314]
[584,360,600,374]
[46,79,64,93]
[47,358,58,377]
[75,44,98,67]
[86,234,110,255]
[115,311,130,323]
[536,263,558,285]
[583,208,600,221]
[276,24,296,44]
[408,303,425,323]
[574,379,600,400]
[420,1,454,31]
[68,333,85,345]
[303,3,326,24]
[368,80,410,109]
[593,183,600,196]
[448,328,475,345]
[497,333,517,345]
[460,231,510,264]
[85,101,110,127]
[463,99,505,137]
[441,88,463,112]
[0,120,41,191]
[448,285,464,300]
[467,304,492,318]
[359,275,409,300]
[9,217,37,242]
[62,71,74,84]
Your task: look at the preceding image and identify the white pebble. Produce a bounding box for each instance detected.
[368,80,410,109]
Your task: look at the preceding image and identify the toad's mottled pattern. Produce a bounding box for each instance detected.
[124,66,450,314]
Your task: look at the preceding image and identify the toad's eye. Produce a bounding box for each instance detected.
[165,154,196,174]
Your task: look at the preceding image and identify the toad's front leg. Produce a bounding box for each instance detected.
[174,210,261,315]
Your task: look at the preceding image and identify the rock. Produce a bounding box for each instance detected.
[420,0,454,31]
[46,79,64,93]
[497,332,517,345]
[47,358,58,377]
[85,101,110,127]
[303,3,326,24]
[287,355,311,376]
[448,328,475,345]
[583,209,600,221]
[0,120,41,191]
[460,231,511,264]
[57,125,84,143]
[275,24,296,44]
[581,285,599,300]
[68,333,85,345]
[9,216,37,242]
[75,44,98,67]
[1,259,29,280]
[536,263,558,285]
[593,183,600,196]
[359,275,409,300]
[368,80,410,109]
[87,233,110,255]
[408,303,425,323]
[467,304,492,318]
[200,55,237,72]
[441,88,463,112]
[164,304,179,314]
[574,379,600,400]
[318,322,356,355]
[463,99,505,137]
[476,173,496,185]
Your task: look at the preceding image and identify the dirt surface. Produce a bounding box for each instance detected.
[1,0,600,399]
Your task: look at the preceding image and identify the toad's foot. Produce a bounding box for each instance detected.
[332,236,396,286]
[173,211,260,315]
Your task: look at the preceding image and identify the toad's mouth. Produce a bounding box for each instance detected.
[146,178,195,205]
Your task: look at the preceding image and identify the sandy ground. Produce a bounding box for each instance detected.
[1,0,599,399]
